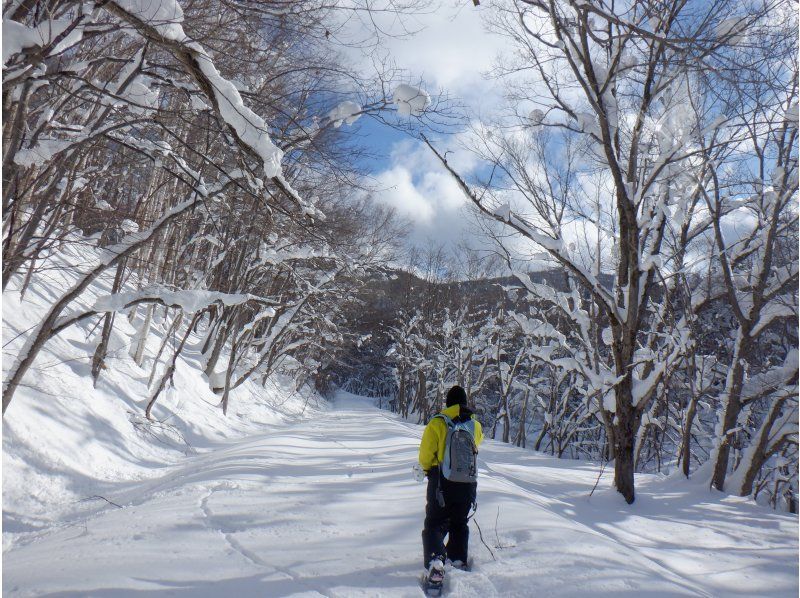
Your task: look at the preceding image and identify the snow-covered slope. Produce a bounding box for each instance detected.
[2,242,320,539]
[4,392,797,597]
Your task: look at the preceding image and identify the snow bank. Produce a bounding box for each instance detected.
[2,239,321,543]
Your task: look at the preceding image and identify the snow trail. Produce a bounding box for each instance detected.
[3,392,797,597]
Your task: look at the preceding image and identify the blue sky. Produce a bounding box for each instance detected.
[332,1,787,276]
[337,1,507,249]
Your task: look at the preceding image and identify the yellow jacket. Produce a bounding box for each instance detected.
[418,404,483,472]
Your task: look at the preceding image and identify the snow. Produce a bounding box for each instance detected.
[120,218,139,234]
[3,389,797,596]
[259,244,331,265]
[13,138,73,168]
[113,0,186,42]
[327,101,362,128]
[786,103,799,125]
[715,17,746,44]
[191,94,211,111]
[92,288,258,314]
[108,0,285,180]
[2,18,74,65]
[193,53,284,178]
[573,111,600,136]
[528,108,544,126]
[2,241,316,540]
[392,84,431,117]
[493,202,511,222]
[122,76,160,112]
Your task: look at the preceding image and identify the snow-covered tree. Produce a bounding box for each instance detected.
[424,0,797,504]
[2,0,425,414]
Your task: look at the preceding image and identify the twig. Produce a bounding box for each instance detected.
[494,506,502,548]
[493,505,513,549]
[472,517,496,561]
[589,457,608,498]
[80,495,123,508]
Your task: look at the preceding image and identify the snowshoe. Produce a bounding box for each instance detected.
[422,558,445,596]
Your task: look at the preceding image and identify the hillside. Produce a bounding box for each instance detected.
[2,242,320,538]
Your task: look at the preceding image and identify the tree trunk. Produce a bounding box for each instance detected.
[710,333,748,491]
[221,341,238,415]
[732,397,787,496]
[413,370,426,420]
[515,390,529,448]
[397,366,406,416]
[501,392,511,444]
[147,310,184,388]
[204,315,230,379]
[613,379,639,504]
[132,304,154,367]
[680,394,699,478]
[91,261,127,383]
[146,313,199,420]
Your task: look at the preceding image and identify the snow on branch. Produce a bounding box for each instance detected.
[421,134,621,325]
[92,288,275,315]
[327,101,362,128]
[104,0,323,220]
[741,350,799,405]
[392,84,431,117]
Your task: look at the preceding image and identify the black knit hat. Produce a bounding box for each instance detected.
[446,385,467,407]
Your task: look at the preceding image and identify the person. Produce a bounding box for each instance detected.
[418,385,483,573]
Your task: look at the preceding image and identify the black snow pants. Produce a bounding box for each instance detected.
[422,466,476,569]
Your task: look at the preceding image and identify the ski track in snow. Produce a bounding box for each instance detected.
[3,392,798,597]
[198,486,332,597]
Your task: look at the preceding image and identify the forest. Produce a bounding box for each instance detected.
[3,0,797,518]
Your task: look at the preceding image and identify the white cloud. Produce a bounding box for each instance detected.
[370,136,480,246]
[374,165,435,223]
[421,171,465,210]
[379,3,505,94]
[343,3,576,251]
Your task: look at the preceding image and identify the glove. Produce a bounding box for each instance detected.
[412,463,426,483]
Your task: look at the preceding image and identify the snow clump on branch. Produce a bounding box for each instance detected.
[2,18,81,64]
[392,84,431,117]
[327,101,362,128]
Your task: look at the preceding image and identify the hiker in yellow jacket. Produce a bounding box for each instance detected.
[418,385,483,574]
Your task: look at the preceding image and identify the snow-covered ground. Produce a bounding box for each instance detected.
[3,390,798,597]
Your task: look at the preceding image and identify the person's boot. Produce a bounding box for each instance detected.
[423,556,445,596]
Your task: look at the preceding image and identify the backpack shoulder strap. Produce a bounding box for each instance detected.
[433,413,454,427]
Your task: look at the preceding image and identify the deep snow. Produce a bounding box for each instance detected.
[3,391,798,597]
